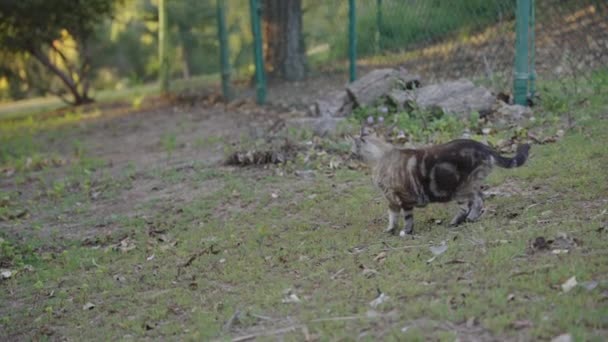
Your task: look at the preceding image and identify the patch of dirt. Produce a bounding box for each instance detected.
[0,101,307,246]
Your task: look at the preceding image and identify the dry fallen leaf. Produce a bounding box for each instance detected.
[561,276,578,293]
[361,267,378,278]
[83,302,96,310]
[114,237,136,253]
[427,241,448,263]
[369,292,390,308]
[282,293,301,304]
[374,252,387,263]
[430,241,448,255]
[1,269,13,279]
[281,288,301,304]
[579,280,598,291]
[511,319,533,329]
[466,316,477,328]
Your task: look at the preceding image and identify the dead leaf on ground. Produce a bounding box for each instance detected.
[369,291,390,308]
[427,241,448,263]
[144,322,157,330]
[38,325,55,336]
[579,280,598,291]
[1,167,15,177]
[83,302,96,310]
[360,264,378,278]
[430,241,448,255]
[466,316,478,328]
[561,276,578,293]
[113,237,136,253]
[528,233,579,255]
[281,289,302,304]
[1,269,14,279]
[510,319,533,329]
[374,251,387,263]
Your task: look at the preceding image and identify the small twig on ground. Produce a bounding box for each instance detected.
[310,315,364,322]
[250,313,274,321]
[223,309,241,332]
[381,241,428,251]
[177,244,217,277]
[311,310,398,323]
[231,325,304,342]
[510,264,554,277]
[330,268,345,279]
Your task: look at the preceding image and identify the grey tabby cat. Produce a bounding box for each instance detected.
[349,128,530,235]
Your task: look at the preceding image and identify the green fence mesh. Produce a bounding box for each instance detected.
[1,0,606,104]
[224,0,607,106]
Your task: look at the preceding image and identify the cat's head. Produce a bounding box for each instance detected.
[346,125,391,164]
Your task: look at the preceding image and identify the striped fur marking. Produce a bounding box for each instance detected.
[350,133,530,236]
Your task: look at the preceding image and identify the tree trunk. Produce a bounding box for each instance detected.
[158,0,170,93]
[178,25,193,80]
[262,0,307,81]
[29,47,93,105]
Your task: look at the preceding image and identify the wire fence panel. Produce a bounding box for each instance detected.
[250,0,607,106]
[99,0,608,107]
[2,0,605,105]
[353,0,517,89]
[533,0,608,78]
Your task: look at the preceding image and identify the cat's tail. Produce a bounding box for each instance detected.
[491,144,530,168]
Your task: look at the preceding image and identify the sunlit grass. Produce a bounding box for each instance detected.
[0,73,220,121]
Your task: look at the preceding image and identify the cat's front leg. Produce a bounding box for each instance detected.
[385,203,401,235]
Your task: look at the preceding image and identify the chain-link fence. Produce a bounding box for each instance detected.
[220,0,607,107]
[2,0,606,107]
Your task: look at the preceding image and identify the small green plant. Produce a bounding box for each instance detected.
[0,237,36,268]
[588,67,608,95]
[72,140,86,158]
[160,132,177,160]
[48,180,67,199]
[194,135,223,149]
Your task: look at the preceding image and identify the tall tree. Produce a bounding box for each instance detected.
[262,0,307,81]
[0,0,120,105]
[158,0,169,93]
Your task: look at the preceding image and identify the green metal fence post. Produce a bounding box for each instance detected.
[216,0,233,101]
[249,0,266,104]
[158,0,169,94]
[528,0,536,100]
[375,0,383,53]
[348,0,357,82]
[513,0,531,105]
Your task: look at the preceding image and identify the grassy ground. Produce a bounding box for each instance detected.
[1,72,607,341]
[0,74,220,121]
